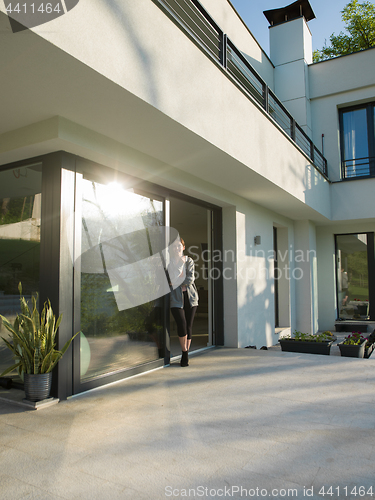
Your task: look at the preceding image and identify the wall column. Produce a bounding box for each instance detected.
[222,206,238,347]
[293,220,318,334]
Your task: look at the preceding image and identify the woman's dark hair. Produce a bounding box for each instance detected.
[180,237,185,247]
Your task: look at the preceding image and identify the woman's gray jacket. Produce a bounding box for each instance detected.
[169,256,199,308]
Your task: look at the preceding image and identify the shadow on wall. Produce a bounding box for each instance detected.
[241,50,274,88]
[303,163,330,217]
[272,151,330,218]
[104,0,330,219]
[238,282,274,349]
[105,0,159,107]
[287,160,330,217]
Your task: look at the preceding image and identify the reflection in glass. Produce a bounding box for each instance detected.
[0,165,42,378]
[169,198,210,357]
[336,234,369,320]
[80,179,167,381]
[342,108,369,177]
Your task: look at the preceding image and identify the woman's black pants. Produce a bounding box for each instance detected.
[171,291,197,340]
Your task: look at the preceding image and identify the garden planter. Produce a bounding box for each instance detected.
[364,344,375,359]
[1,283,78,404]
[24,373,52,402]
[279,339,333,356]
[356,305,368,316]
[338,341,366,358]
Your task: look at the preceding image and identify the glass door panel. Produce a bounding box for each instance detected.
[79,179,166,381]
[169,198,211,356]
[0,165,42,378]
[342,108,370,177]
[336,234,369,320]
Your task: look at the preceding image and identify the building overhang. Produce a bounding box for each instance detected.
[0,10,330,223]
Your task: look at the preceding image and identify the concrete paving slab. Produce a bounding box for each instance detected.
[0,347,375,500]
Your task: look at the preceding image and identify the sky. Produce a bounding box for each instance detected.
[230,0,349,55]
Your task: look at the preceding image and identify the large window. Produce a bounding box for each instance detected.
[340,102,375,179]
[79,178,166,381]
[336,233,375,321]
[0,165,42,378]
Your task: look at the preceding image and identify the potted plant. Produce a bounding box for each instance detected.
[364,330,375,359]
[279,330,335,356]
[0,283,78,402]
[338,332,367,358]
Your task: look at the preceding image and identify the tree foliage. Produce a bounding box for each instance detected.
[313,0,375,62]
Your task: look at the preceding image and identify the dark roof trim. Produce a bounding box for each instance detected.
[264,0,315,26]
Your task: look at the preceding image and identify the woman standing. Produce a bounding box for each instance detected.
[169,238,199,366]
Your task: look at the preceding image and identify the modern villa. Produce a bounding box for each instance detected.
[0,0,374,400]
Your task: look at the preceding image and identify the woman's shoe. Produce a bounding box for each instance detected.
[180,351,189,367]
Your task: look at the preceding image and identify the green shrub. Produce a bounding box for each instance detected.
[1,283,78,376]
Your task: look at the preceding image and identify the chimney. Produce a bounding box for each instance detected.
[264,0,315,138]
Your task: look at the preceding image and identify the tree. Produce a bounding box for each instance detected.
[313,0,375,62]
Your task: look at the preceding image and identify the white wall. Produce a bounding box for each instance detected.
[222,206,238,347]
[270,17,312,66]
[231,199,297,348]
[0,2,331,221]
[293,220,318,334]
[236,205,276,348]
[309,48,375,182]
[275,225,291,330]
[331,181,375,221]
[199,0,275,88]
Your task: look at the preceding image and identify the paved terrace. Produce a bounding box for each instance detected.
[1,347,375,500]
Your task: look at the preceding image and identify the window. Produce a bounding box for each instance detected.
[335,233,375,321]
[0,164,42,379]
[79,178,166,381]
[339,102,375,179]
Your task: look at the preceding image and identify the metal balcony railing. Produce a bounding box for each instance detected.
[153,0,328,178]
[342,157,375,179]
[155,0,223,63]
[227,40,265,108]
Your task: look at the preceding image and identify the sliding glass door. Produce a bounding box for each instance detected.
[76,176,167,386]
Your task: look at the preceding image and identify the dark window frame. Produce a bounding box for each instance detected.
[339,101,375,180]
[334,232,375,321]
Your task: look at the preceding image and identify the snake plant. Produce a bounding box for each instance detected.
[1,283,78,376]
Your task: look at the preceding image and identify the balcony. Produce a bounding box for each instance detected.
[341,156,375,180]
[152,0,328,178]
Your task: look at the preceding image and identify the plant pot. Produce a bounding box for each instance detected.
[279,339,333,355]
[338,341,366,358]
[24,373,52,402]
[364,343,375,359]
[356,305,368,316]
